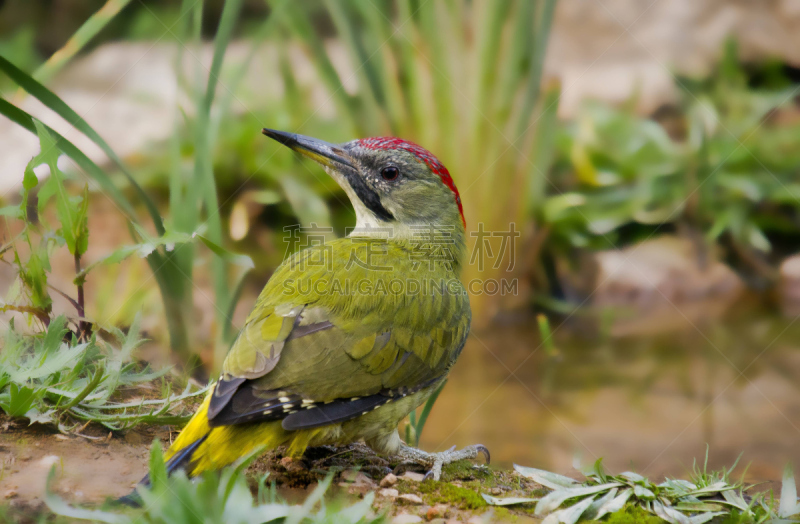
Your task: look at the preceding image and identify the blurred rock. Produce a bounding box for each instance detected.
[399,493,424,505]
[548,0,800,117]
[392,515,423,524]
[380,472,398,487]
[339,470,377,495]
[426,504,449,520]
[560,236,744,336]
[378,488,399,499]
[0,40,337,196]
[400,471,425,482]
[779,254,800,316]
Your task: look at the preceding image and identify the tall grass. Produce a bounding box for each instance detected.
[0,0,257,372]
[271,0,558,319]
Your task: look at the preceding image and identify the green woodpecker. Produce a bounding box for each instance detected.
[159,130,486,481]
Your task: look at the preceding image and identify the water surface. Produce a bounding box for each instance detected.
[421,301,800,483]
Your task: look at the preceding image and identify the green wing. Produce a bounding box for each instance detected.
[208,239,470,429]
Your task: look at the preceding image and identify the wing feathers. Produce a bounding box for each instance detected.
[208,377,444,430]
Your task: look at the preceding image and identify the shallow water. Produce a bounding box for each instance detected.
[421,301,800,484]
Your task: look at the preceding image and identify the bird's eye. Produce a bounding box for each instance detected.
[380,166,400,181]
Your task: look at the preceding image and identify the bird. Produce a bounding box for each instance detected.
[156,129,488,483]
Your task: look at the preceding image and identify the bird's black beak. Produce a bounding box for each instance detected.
[262,128,355,170]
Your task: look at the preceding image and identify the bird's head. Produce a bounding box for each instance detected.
[262,129,465,239]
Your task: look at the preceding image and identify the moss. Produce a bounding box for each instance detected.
[491,507,518,522]
[416,479,488,510]
[596,505,666,524]
[440,460,494,483]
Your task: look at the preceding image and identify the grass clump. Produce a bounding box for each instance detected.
[45,441,384,524]
[0,314,206,432]
[0,119,208,432]
[483,448,799,524]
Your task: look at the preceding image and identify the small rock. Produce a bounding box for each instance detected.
[4,490,17,499]
[380,472,398,487]
[339,471,377,495]
[280,457,307,473]
[490,487,502,495]
[426,503,449,520]
[560,235,744,336]
[399,493,424,505]
[392,514,423,524]
[401,471,425,482]
[378,488,399,499]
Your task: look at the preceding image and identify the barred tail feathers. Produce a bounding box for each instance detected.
[163,392,326,476]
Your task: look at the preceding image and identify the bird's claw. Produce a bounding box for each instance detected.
[396,443,490,481]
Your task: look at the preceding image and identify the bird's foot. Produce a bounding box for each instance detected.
[394,443,490,481]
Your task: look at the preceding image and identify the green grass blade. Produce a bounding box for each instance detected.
[416,0,454,152]
[525,84,561,216]
[512,0,557,143]
[276,1,362,135]
[413,379,446,446]
[469,0,512,142]
[351,0,406,134]
[217,0,288,121]
[323,0,389,133]
[32,0,134,84]
[195,0,245,343]
[0,55,164,235]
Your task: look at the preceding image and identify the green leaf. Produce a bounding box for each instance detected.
[674,501,725,512]
[147,440,168,491]
[28,120,89,257]
[74,228,197,284]
[0,205,22,219]
[514,464,577,490]
[594,488,633,521]
[17,248,51,311]
[482,493,538,506]
[22,166,38,191]
[552,495,597,524]
[412,379,446,447]
[535,482,623,515]
[1,384,39,417]
[633,484,656,500]
[33,0,134,84]
[581,488,619,521]
[196,234,254,269]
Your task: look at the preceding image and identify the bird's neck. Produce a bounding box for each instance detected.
[347,221,467,273]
